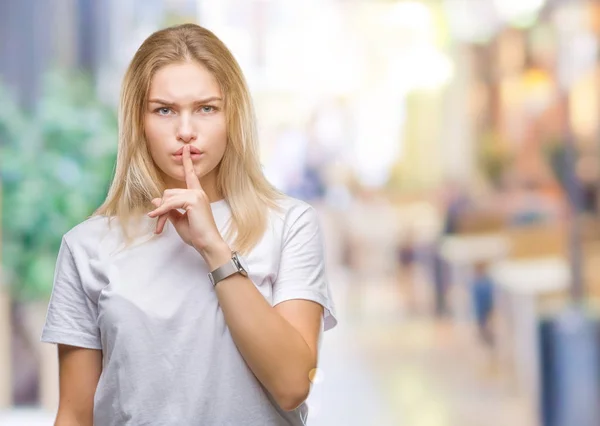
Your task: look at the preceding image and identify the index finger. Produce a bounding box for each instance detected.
[182,145,202,190]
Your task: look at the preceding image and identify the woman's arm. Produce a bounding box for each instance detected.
[205,245,323,412]
[218,274,322,412]
[54,344,102,426]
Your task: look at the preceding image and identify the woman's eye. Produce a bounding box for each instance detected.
[156,107,172,115]
[200,106,216,113]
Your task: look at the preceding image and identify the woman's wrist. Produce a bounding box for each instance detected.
[197,239,232,271]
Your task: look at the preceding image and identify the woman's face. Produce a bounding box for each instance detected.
[144,61,227,193]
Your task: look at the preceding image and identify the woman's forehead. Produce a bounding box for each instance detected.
[148,62,222,102]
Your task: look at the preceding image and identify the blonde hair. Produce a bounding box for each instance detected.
[95,23,283,254]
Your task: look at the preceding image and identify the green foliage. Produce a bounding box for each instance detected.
[0,70,118,301]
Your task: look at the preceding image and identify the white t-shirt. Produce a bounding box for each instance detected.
[41,196,337,426]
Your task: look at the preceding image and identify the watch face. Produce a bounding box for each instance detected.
[233,252,249,276]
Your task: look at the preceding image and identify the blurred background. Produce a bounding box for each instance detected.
[1,0,600,425]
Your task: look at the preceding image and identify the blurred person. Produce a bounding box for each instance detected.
[291,99,353,204]
[396,229,419,314]
[441,180,471,235]
[430,248,449,318]
[576,155,599,215]
[430,181,471,318]
[40,24,337,426]
[470,261,495,346]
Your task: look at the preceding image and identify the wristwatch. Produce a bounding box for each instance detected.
[208,251,249,286]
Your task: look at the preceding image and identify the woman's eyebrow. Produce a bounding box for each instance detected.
[148,96,223,105]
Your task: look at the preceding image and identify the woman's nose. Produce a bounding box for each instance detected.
[176,114,197,142]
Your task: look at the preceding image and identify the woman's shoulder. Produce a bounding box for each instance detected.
[64,215,110,241]
[270,195,319,230]
[271,194,309,216]
[62,215,127,254]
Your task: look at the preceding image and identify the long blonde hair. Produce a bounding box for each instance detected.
[95,23,283,254]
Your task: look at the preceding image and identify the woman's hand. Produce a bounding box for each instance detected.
[147,145,228,260]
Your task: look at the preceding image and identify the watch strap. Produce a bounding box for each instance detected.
[209,259,238,286]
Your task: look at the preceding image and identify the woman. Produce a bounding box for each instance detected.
[41,23,337,426]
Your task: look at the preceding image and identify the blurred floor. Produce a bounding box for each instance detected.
[309,264,533,426]
[0,266,533,426]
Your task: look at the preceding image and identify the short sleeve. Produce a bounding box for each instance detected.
[40,236,102,349]
[272,206,338,331]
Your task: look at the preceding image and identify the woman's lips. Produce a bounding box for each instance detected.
[172,146,203,162]
[174,146,202,155]
[172,152,203,163]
